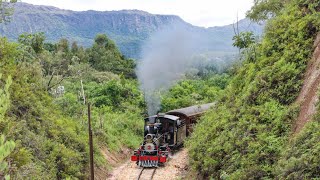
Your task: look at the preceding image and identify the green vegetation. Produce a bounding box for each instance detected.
[161,74,230,112]
[88,34,136,78]
[246,0,285,22]
[232,31,255,50]
[277,119,320,178]
[1,0,320,179]
[0,32,144,178]
[0,74,15,179]
[187,0,320,179]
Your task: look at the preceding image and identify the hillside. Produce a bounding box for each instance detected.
[0,2,264,59]
[187,0,320,179]
[0,30,145,178]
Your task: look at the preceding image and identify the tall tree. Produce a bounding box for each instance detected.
[232,31,255,50]
[57,38,70,54]
[88,34,136,78]
[71,41,79,54]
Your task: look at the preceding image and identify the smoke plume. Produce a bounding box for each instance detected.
[137,22,236,116]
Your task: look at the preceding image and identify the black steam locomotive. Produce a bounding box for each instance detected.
[131,103,214,167]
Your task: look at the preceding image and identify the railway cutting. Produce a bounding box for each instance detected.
[131,103,214,167]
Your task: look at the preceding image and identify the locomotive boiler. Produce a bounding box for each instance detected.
[131,103,214,167]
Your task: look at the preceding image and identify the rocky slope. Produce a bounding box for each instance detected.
[0,3,264,59]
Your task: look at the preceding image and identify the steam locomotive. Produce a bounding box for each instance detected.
[131,103,214,167]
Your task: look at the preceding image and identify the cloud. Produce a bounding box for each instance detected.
[22,0,253,27]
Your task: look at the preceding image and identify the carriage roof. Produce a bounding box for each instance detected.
[145,114,180,121]
[167,103,215,117]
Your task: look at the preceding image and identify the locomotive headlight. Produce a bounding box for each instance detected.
[146,134,152,140]
[145,134,153,143]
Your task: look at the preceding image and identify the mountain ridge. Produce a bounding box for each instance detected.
[0,2,264,59]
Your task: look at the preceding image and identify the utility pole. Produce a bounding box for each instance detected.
[88,102,94,180]
[81,79,86,104]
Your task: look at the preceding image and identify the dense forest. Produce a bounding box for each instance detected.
[1,0,320,179]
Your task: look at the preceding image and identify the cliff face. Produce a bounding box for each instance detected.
[1,3,183,58]
[0,3,263,59]
[5,3,182,36]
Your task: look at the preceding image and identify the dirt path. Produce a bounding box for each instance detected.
[107,149,189,180]
[294,33,320,134]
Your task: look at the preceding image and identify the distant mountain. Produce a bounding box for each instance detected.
[0,3,264,59]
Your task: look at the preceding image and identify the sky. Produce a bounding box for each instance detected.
[22,0,254,27]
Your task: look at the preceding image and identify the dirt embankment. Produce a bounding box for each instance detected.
[107,149,189,180]
[95,147,131,180]
[294,33,320,134]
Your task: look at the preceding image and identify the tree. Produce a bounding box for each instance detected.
[43,42,56,52]
[88,34,136,78]
[246,0,286,22]
[18,33,45,54]
[71,42,79,54]
[0,0,17,23]
[57,38,70,54]
[94,34,108,47]
[232,31,258,62]
[232,31,255,50]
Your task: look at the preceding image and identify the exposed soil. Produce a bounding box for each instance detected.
[107,148,189,180]
[294,33,320,134]
[95,147,131,180]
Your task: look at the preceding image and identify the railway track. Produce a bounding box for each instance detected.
[137,167,156,180]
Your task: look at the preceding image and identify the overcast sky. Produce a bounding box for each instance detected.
[22,0,254,27]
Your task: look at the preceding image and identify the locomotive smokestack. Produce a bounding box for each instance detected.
[149,124,155,134]
[149,118,155,124]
